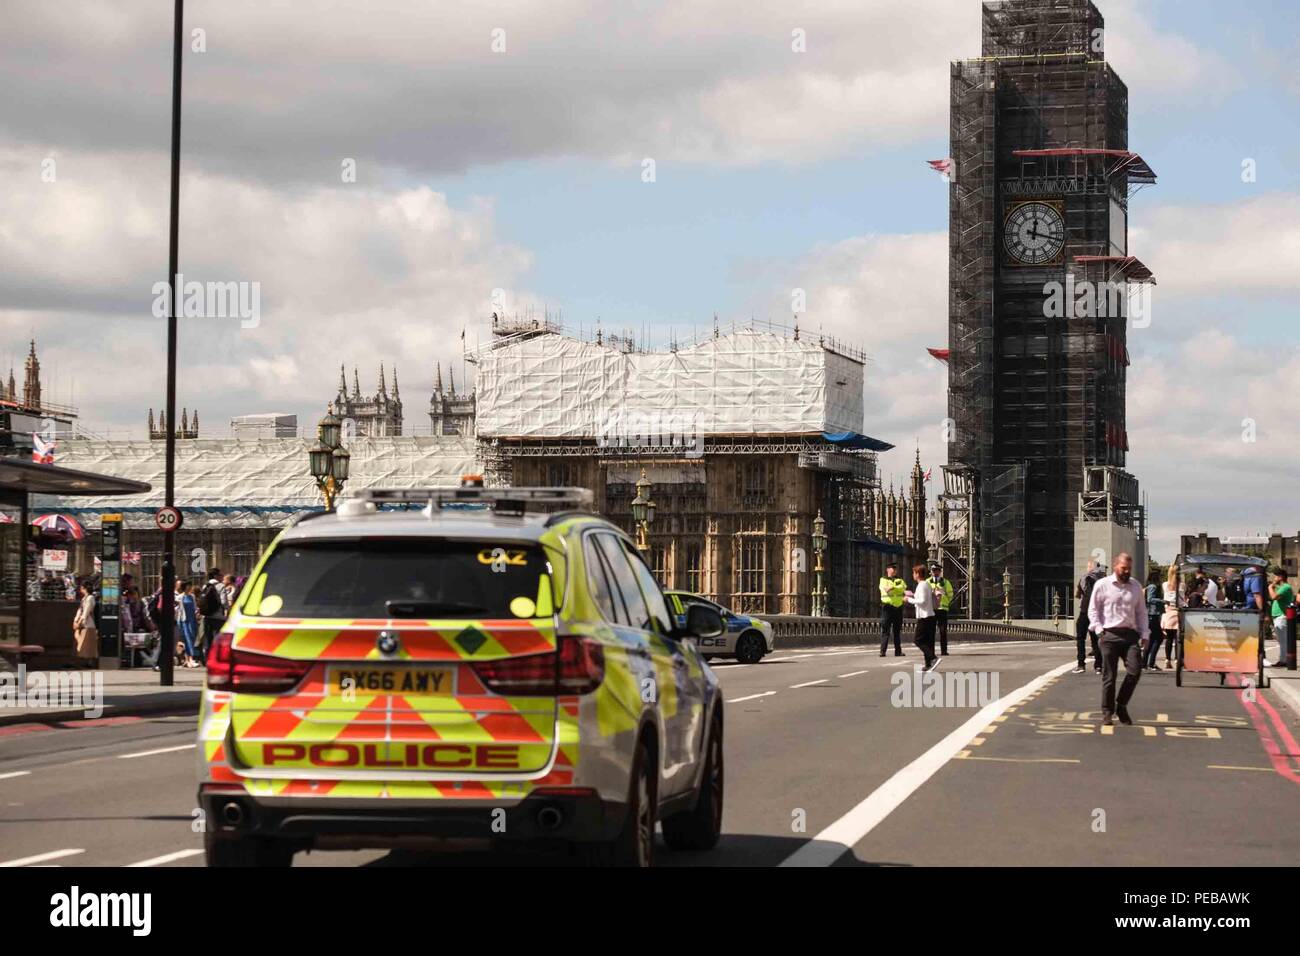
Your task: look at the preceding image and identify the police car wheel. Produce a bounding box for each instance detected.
[736,632,765,665]
[205,832,295,867]
[663,714,723,852]
[584,735,657,867]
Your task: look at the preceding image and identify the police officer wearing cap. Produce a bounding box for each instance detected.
[879,562,906,656]
[927,561,954,657]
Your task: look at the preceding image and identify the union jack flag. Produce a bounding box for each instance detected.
[32,433,55,464]
[926,158,955,183]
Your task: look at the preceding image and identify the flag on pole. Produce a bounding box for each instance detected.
[32,433,55,464]
[927,158,955,183]
[923,467,932,482]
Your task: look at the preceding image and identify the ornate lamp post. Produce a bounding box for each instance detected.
[811,510,828,617]
[631,468,655,552]
[309,405,350,510]
[1002,566,1012,624]
[1051,589,1061,624]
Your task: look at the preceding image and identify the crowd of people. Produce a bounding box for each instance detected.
[61,568,245,670]
[1075,559,1294,675]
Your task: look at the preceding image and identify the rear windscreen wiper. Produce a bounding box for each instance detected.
[384,600,488,618]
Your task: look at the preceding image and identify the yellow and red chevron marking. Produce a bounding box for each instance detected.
[230,618,555,661]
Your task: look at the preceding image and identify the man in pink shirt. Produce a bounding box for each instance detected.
[1087,552,1149,726]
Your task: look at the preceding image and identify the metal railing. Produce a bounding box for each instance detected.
[768,615,1065,647]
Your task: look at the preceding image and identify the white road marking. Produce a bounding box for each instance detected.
[780,659,1077,867]
[726,691,777,703]
[0,771,32,781]
[117,744,196,760]
[837,670,870,679]
[127,848,204,867]
[790,679,829,689]
[0,848,85,867]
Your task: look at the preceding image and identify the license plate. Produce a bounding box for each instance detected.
[329,666,454,696]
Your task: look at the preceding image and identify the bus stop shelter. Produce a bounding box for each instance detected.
[0,458,152,664]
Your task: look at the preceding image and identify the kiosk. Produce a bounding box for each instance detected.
[1172,552,1267,690]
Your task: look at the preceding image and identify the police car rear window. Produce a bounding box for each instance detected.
[245,539,556,620]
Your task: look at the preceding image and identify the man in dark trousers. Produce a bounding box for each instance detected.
[1088,552,1149,726]
[879,562,906,657]
[927,561,954,657]
[1074,559,1105,674]
[198,567,228,662]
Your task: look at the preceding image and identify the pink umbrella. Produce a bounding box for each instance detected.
[32,513,86,540]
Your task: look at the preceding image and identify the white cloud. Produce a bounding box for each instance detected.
[0,0,1231,177]
[0,149,533,434]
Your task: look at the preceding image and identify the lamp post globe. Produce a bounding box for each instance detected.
[318,407,342,449]
[331,445,351,483]
[308,443,332,480]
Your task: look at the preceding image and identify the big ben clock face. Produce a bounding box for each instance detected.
[1003,201,1065,265]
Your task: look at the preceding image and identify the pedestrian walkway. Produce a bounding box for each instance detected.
[0,665,203,727]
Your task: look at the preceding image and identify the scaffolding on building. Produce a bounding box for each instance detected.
[946,0,1157,617]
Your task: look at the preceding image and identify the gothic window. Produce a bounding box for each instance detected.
[738,538,765,595]
[685,542,703,593]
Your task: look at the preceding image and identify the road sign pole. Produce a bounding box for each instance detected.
[159,0,184,687]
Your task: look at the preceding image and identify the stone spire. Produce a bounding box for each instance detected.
[338,364,347,398]
[147,408,155,434]
[22,339,40,409]
[378,364,387,398]
[448,364,456,396]
[5,367,14,401]
[352,367,361,400]
[180,408,189,434]
[434,362,443,395]
[392,366,400,401]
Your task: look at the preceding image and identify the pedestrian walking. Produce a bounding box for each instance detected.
[176,580,200,668]
[1073,559,1105,674]
[1265,569,1294,668]
[1087,552,1149,726]
[906,564,940,671]
[878,562,906,657]
[198,568,228,662]
[71,582,98,667]
[1159,564,1180,669]
[927,561,953,656]
[1143,571,1164,669]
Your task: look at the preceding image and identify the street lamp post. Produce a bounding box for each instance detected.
[1002,566,1012,624]
[811,510,828,617]
[309,406,350,510]
[631,468,655,552]
[158,0,185,687]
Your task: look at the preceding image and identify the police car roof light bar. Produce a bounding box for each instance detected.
[346,486,594,515]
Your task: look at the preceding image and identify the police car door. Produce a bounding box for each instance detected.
[594,534,703,798]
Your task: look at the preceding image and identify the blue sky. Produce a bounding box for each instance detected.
[2,0,1298,560]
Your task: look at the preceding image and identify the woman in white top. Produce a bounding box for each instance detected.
[1158,565,1180,668]
[71,582,98,665]
[905,563,940,671]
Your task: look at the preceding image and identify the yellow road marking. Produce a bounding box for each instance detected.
[969,736,986,746]
[955,754,1080,764]
[1100,724,1115,736]
[1207,765,1274,772]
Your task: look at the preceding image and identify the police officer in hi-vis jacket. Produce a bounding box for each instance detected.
[927,561,954,656]
[879,562,906,656]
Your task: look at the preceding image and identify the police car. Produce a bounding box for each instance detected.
[198,483,726,867]
[664,590,775,664]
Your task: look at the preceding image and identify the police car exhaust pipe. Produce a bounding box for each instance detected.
[221,800,246,828]
[535,805,564,832]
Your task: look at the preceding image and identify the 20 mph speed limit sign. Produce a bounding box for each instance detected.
[154,506,183,532]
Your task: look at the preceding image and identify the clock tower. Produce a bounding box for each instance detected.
[945,0,1155,617]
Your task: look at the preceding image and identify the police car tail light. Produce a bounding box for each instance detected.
[207,632,310,695]
[473,637,604,696]
[555,637,605,695]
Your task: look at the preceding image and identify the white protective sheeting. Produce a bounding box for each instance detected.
[476,330,864,439]
[38,436,477,529]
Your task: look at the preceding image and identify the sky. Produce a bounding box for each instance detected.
[2,0,1298,562]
